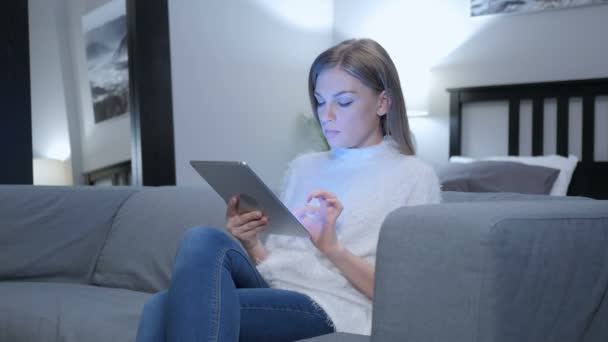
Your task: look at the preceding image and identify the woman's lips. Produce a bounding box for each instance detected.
[324,130,340,138]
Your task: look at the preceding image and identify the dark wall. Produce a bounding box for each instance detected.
[0,2,33,184]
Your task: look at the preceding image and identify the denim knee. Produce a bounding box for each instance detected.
[177,226,238,258]
[182,226,234,244]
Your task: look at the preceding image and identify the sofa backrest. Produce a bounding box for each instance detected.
[0,185,136,284]
[91,186,228,292]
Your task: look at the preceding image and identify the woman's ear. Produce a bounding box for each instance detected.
[377,90,391,117]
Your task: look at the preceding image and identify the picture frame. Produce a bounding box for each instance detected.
[471,0,608,17]
[82,0,130,124]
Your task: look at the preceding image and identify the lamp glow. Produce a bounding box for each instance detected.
[33,158,73,186]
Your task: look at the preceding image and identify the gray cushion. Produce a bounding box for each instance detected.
[438,161,559,194]
[373,200,608,342]
[0,185,136,284]
[0,281,149,342]
[442,191,592,203]
[92,186,228,292]
[297,332,370,341]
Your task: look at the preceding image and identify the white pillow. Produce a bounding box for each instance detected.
[449,154,579,196]
[449,156,476,164]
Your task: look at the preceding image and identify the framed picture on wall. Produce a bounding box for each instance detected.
[471,0,608,17]
[82,0,130,124]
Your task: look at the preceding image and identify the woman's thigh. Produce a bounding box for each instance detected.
[238,288,335,342]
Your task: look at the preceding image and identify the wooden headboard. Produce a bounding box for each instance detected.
[447,78,608,199]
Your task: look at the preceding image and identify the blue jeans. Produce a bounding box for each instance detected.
[135,226,335,342]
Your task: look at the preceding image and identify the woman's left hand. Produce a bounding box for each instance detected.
[292,190,344,255]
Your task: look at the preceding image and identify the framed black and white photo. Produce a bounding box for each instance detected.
[471,0,608,17]
[82,0,129,124]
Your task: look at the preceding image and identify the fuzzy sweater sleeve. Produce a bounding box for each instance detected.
[405,164,443,206]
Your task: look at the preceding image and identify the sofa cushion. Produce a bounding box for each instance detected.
[0,185,136,284]
[92,186,228,292]
[442,191,591,203]
[0,281,149,342]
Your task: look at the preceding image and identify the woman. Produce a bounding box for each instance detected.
[136,38,441,342]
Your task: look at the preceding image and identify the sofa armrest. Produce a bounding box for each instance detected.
[371,200,608,342]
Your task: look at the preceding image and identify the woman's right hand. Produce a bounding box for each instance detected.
[225,196,269,251]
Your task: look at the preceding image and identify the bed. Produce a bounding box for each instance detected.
[445,77,608,199]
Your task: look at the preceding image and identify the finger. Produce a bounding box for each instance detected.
[226,215,238,230]
[306,190,323,203]
[238,217,267,234]
[293,205,319,218]
[238,221,266,236]
[232,210,262,227]
[240,210,263,223]
[252,223,268,234]
[239,224,267,240]
[227,213,245,228]
[324,197,343,207]
[326,198,340,206]
[307,190,336,203]
[226,196,239,218]
[304,204,320,212]
[332,199,344,210]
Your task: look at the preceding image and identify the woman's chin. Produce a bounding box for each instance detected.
[327,141,345,149]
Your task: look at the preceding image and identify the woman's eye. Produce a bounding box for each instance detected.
[317,101,325,107]
[338,101,353,107]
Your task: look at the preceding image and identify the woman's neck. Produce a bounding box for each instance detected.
[343,127,385,149]
[354,133,383,148]
[329,135,399,162]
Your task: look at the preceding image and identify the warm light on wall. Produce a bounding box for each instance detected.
[252,0,333,32]
[336,0,495,116]
[33,158,73,186]
[39,138,71,162]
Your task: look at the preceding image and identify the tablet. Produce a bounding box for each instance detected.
[190,160,310,238]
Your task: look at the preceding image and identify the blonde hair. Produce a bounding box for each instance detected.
[308,38,415,155]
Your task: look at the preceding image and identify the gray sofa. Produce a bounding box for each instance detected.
[1,186,607,342]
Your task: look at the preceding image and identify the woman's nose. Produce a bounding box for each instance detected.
[319,103,336,123]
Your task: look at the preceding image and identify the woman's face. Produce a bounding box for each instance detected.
[314,67,388,149]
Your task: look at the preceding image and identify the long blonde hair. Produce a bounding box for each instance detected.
[308,38,415,155]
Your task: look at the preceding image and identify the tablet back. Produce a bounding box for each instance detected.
[190,160,309,237]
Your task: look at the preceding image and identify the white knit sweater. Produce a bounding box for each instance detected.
[256,135,442,335]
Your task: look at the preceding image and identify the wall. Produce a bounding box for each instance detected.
[169,0,334,188]
[29,0,71,162]
[333,0,608,166]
